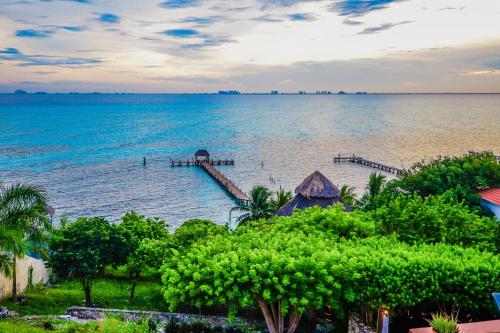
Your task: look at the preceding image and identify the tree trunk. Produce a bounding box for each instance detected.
[254,296,302,333]
[82,281,92,307]
[11,257,17,303]
[130,281,137,301]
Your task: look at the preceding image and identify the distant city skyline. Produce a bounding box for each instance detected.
[1,0,500,93]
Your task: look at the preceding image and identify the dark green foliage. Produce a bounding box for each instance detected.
[230,186,275,228]
[162,225,500,333]
[386,152,500,208]
[270,187,293,212]
[245,205,375,240]
[173,219,228,249]
[119,212,172,300]
[163,319,248,333]
[372,192,500,252]
[48,217,131,306]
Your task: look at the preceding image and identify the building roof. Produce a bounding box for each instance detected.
[294,170,341,199]
[276,170,349,216]
[276,194,349,216]
[479,188,500,205]
[195,149,210,157]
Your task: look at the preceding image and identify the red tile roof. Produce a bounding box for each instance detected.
[479,188,500,205]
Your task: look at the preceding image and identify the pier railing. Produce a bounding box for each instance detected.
[171,157,249,205]
[333,154,404,175]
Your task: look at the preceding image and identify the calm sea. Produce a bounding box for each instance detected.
[0,93,499,227]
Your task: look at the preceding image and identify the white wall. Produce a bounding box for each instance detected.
[0,256,50,300]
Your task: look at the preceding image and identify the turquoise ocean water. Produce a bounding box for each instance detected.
[0,93,499,227]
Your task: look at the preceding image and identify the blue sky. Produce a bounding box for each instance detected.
[0,0,499,92]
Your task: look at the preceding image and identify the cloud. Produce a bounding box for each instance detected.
[147,76,228,84]
[60,26,86,31]
[182,35,237,49]
[330,0,406,17]
[16,29,53,38]
[252,15,284,22]
[357,20,413,34]
[259,0,320,7]
[178,16,222,26]
[0,48,101,67]
[40,0,91,3]
[343,18,363,25]
[288,13,316,21]
[98,13,120,24]
[162,29,200,38]
[159,0,200,9]
[0,48,21,54]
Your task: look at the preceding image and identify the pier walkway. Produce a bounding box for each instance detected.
[333,154,404,175]
[200,161,250,204]
[171,150,249,205]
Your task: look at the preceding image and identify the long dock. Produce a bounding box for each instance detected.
[171,150,249,205]
[199,161,250,204]
[333,154,404,175]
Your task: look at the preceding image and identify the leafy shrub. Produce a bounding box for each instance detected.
[173,219,228,249]
[371,192,500,252]
[162,223,500,333]
[245,204,375,240]
[383,152,500,209]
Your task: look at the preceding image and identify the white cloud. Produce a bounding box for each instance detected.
[0,0,499,92]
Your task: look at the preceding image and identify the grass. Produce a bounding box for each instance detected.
[0,277,166,316]
[0,317,150,333]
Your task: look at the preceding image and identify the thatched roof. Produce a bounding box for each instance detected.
[195,149,210,157]
[276,170,349,216]
[294,170,341,199]
[277,195,346,216]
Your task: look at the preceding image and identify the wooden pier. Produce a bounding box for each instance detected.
[333,154,404,175]
[200,161,250,204]
[171,150,249,205]
[170,159,234,167]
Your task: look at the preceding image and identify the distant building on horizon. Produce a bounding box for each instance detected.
[316,90,332,95]
[218,90,240,95]
[298,91,306,94]
[270,90,279,95]
[14,89,27,94]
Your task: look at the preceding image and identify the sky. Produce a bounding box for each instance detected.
[0,0,500,93]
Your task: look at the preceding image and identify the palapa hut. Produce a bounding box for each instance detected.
[277,170,350,216]
[194,149,210,162]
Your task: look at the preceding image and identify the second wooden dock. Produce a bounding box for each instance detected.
[333,154,404,175]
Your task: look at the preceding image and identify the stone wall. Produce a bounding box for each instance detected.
[65,307,263,329]
[348,314,375,333]
[0,256,50,300]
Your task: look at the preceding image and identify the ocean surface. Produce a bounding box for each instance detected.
[0,93,499,228]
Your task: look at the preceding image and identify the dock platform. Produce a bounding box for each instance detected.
[171,150,249,205]
[333,154,404,175]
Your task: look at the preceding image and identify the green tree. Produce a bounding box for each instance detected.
[173,219,228,249]
[48,217,130,306]
[162,226,500,333]
[386,152,500,209]
[0,182,48,302]
[119,212,171,300]
[339,185,357,206]
[371,192,499,252]
[357,173,386,211]
[270,187,293,212]
[229,185,275,228]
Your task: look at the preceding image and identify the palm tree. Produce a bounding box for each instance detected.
[357,173,386,210]
[0,182,49,302]
[270,187,292,212]
[229,185,274,229]
[339,185,357,206]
